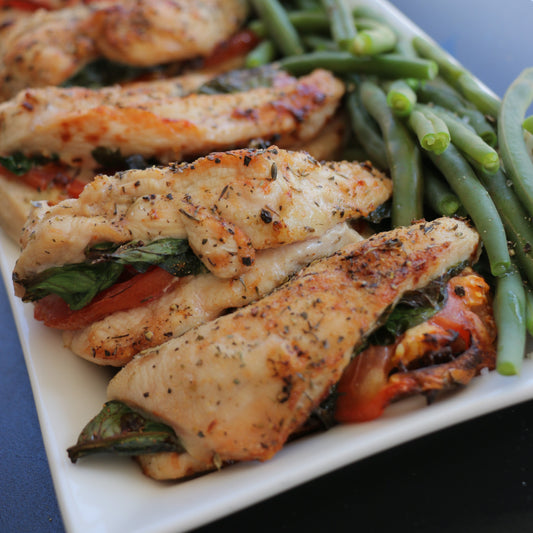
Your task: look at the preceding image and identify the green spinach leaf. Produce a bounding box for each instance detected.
[87,237,206,276]
[20,238,205,310]
[22,262,125,310]
[91,146,158,171]
[0,151,58,176]
[196,65,280,95]
[67,401,184,463]
[367,272,453,346]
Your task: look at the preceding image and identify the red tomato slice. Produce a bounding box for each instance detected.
[429,300,472,348]
[64,178,86,199]
[34,267,179,330]
[201,29,260,68]
[0,1,45,10]
[0,162,86,198]
[334,275,485,424]
[334,345,400,423]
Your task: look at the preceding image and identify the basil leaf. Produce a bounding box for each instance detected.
[370,304,439,345]
[21,238,204,310]
[367,273,452,346]
[197,65,279,95]
[62,58,160,89]
[0,151,58,176]
[88,238,206,276]
[22,262,124,310]
[0,152,33,175]
[67,401,184,463]
[91,147,158,171]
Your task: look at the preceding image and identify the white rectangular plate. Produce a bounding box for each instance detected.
[3,1,533,532]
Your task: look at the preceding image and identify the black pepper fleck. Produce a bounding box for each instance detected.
[260,208,273,223]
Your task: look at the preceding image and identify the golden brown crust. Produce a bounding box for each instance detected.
[63,223,363,366]
[14,147,392,285]
[108,218,481,478]
[0,0,249,100]
[0,69,344,168]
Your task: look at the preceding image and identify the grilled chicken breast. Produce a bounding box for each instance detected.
[0,112,346,244]
[0,65,243,242]
[0,173,78,242]
[0,5,97,101]
[63,222,363,366]
[93,0,249,67]
[14,147,392,284]
[0,0,249,100]
[106,217,481,480]
[0,68,344,169]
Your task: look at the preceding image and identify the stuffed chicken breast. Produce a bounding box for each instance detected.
[67,217,493,480]
[0,0,249,100]
[0,67,345,240]
[0,68,344,169]
[13,147,392,364]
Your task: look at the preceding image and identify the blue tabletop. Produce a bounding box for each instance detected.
[1,2,532,532]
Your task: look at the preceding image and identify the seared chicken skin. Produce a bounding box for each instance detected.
[105,217,482,480]
[63,223,363,366]
[0,65,248,242]
[0,68,344,169]
[0,5,97,101]
[92,0,249,67]
[14,147,392,283]
[0,0,249,100]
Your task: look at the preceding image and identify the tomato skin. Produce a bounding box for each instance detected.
[201,29,261,68]
[34,267,179,330]
[0,1,45,10]
[334,273,492,424]
[64,178,86,198]
[334,345,400,423]
[0,162,86,198]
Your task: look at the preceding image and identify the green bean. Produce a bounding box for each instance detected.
[494,267,527,376]
[523,115,533,135]
[360,80,423,226]
[423,164,461,217]
[282,10,331,34]
[408,106,450,154]
[293,0,321,9]
[412,35,464,81]
[352,5,414,58]
[320,0,357,51]
[427,145,511,277]
[412,36,500,118]
[251,8,353,38]
[251,0,304,57]
[279,51,437,79]
[301,35,338,51]
[498,67,533,219]
[245,40,277,68]
[458,109,498,148]
[417,78,468,107]
[385,79,417,117]
[475,167,533,287]
[346,88,388,170]
[352,17,397,56]
[456,72,501,119]
[525,286,533,337]
[427,105,500,173]
[416,82,497,146]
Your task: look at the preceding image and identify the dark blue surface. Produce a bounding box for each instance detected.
[1,2,532,532]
